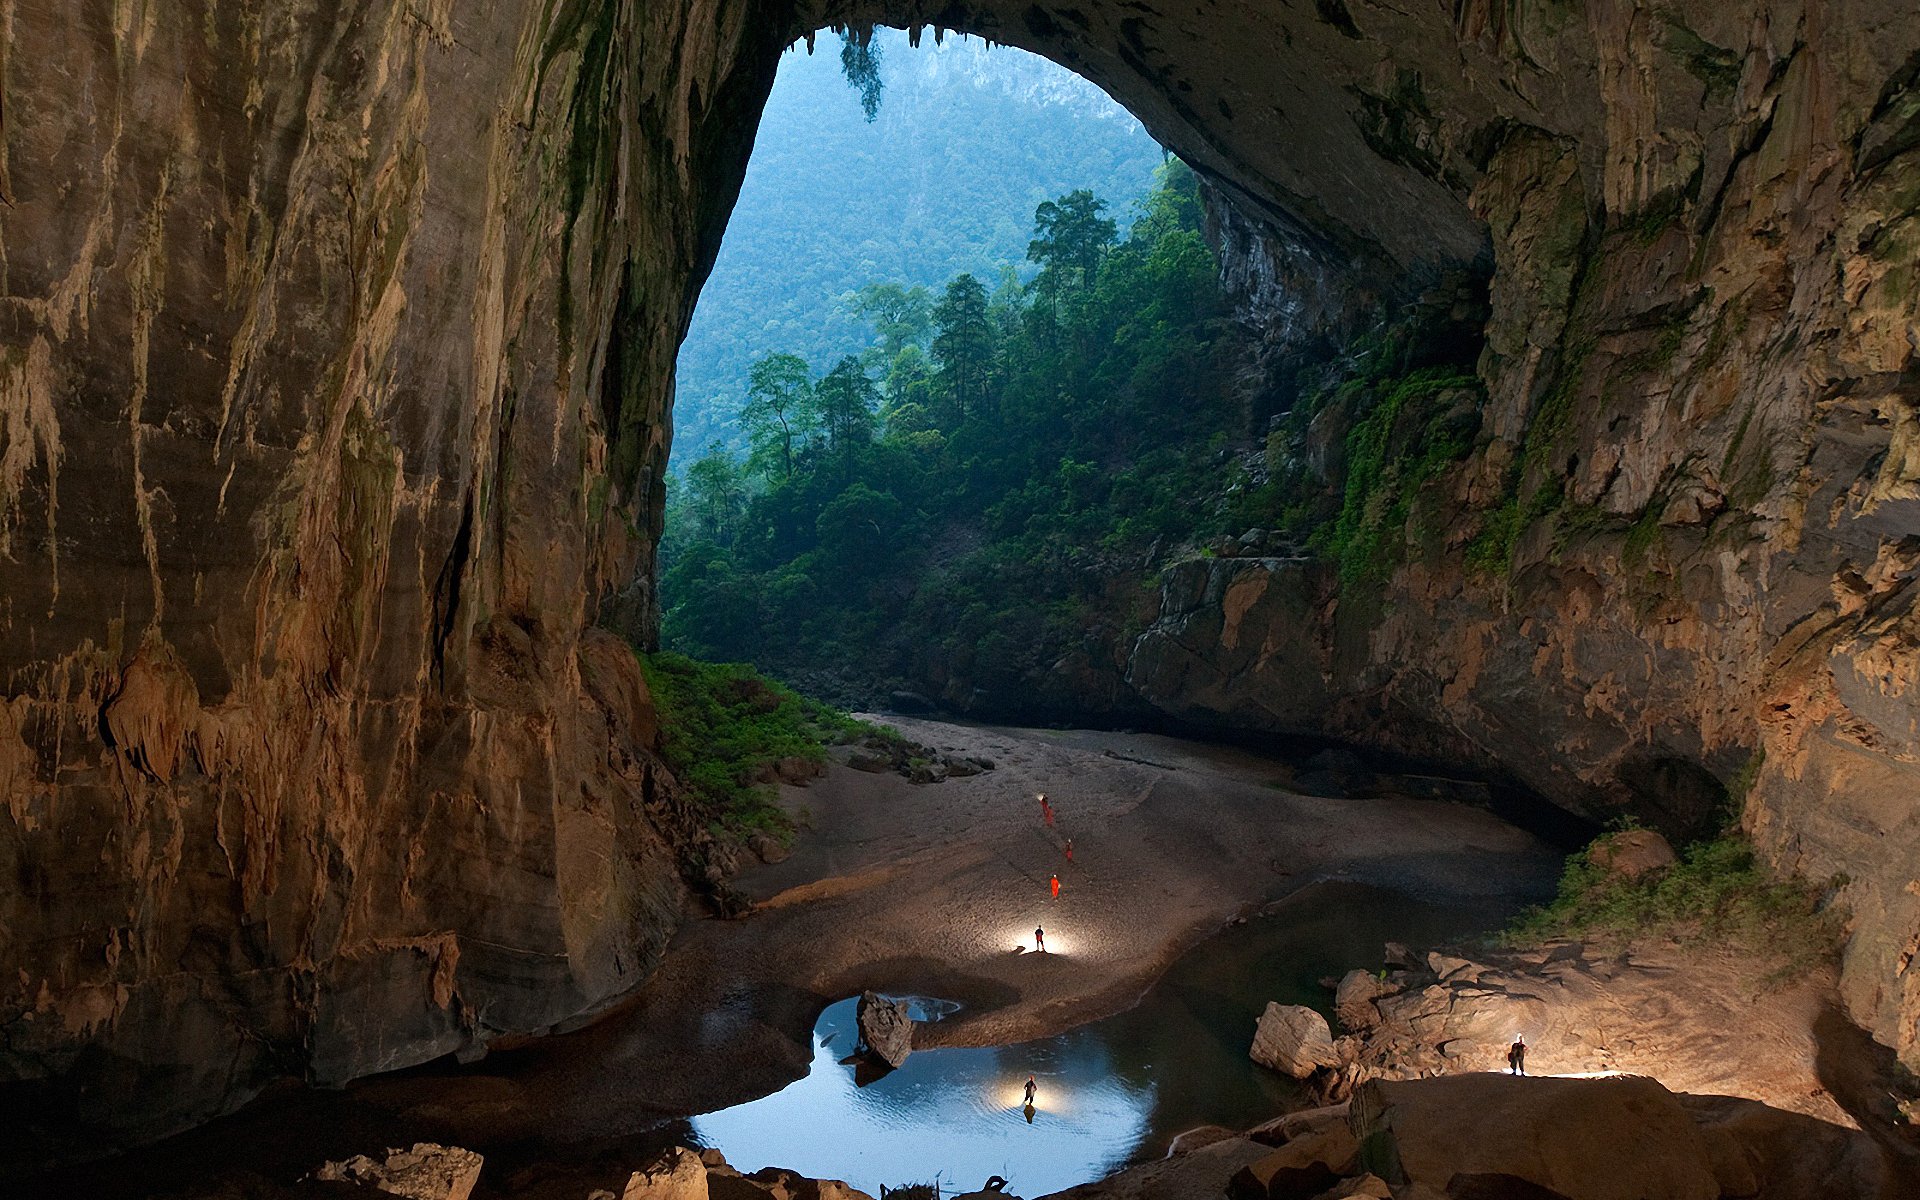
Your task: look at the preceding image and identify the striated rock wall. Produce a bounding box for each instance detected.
[0,0,790,1149]
[1129,4,1920,1068]
[2,0,1918,1150]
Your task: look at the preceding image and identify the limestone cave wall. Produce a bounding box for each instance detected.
[0,0,1917,1153]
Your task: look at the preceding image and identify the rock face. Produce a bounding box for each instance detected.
[1076,1079,1893,1200]
[1250,1003,1342,1078]
[313,1144,484,1200]
[3,0,1920,1150]
[856,990,914,1068]
[1351,1075,1723,1200]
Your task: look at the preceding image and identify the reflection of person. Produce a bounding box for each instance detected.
[1507,1036,1527,1076]
[1050,874,1060,900]
[1024,1102,1036,1124]
[1024,1074,1037,1104]
[1034,927,1046,952]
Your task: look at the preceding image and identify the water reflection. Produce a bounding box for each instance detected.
[693,882,1525,1198]
[693,998,1153,1197]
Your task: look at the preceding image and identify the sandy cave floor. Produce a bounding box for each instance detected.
[20,718,1911,1198]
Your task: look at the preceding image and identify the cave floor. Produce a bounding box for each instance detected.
[19,720,1899,1198]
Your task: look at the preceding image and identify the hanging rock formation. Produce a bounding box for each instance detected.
[1,0,1918,1150]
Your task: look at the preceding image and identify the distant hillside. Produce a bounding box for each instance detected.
[672,30,1165,465]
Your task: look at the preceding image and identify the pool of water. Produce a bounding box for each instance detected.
[691,880,1525,1198]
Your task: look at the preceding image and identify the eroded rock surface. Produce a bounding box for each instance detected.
[4,0,1920,1153]
[1250,1003,1342,1079]
[312,1144,483,1200]
[856,990,913,1068]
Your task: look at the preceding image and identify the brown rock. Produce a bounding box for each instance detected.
[312,1143,484,1200]
[1226,1125,1358,1200]
[1347,1075,1720,1199]
[1333,970,1387,1032]
[1167,1125,1239,1156]
[857,991,914,1068]
[619,1148,708,1200]
[1251,1004,1342,1077]
[1586,830,1678,882]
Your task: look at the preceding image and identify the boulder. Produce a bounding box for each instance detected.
[312,1143,484,1200]
[621,1148,710,1200]
[1586,830,1676,881]
[1251,1003,1342,1077]
[857,990,914,1068]
[1347,1075,1721,1200]
[1334,970,1387,1031]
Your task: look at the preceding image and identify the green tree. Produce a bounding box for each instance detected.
[846,282,933,360]
[683,442,749,546]
[1028,189,1118,303]
[742,352,816,481]
[932,273,994,423]
[814,355,880,466]
[815,482,903,579]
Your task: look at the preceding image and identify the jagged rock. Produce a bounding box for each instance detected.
[312,1143,484,1200]
[1251,1003,1342,1077]
[8,0,1920,1149]
[619,1148,709,1200]
[1587,830,1678,881]
[857,991,914,1068]
[1333,970,1388,1031]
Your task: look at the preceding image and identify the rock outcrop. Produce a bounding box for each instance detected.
[313,1144,484,1200]
[856,990,914,1068]
[1076,1076,1895,1200]
[4,0,1920,1151]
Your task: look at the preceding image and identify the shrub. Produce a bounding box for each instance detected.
[640,651,865,841]
[1506,829,1844,982]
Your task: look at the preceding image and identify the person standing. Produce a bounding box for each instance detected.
[1038,793,1055,826]
[1023,1074,1037,1105]
[1064,837,1073,862]
[1034,926,1046,952]
[1507,1036,1527,1076]
[1050,873,1061,900]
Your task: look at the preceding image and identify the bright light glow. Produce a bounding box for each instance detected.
[1000,921,1073,957]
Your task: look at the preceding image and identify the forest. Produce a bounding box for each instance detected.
[672,30,1164,458]
[660,163,1238,699]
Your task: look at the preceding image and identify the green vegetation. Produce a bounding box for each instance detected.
[660,164,1238,698]
[640,651,866,841]
[1317,367,1481,586]
[674,30,1165,458]
[1507,825,1844,981]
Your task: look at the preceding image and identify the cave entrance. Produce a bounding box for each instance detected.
[657,27,1248,720]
